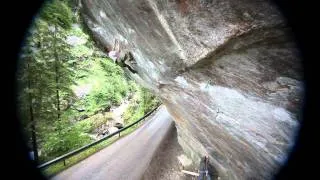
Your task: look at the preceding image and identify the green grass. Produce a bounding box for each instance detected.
[41,123,142,177]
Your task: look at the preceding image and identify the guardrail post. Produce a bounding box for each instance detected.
[118,132,120,138]
[63,159,66,166]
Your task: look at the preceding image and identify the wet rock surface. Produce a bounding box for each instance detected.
[80,0,303,179]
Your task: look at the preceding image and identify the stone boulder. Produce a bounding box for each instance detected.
[80,0,303,179]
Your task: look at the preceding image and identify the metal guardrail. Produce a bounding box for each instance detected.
[37,104,161,169]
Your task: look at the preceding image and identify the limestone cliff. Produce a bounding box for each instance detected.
[80,0,303,179]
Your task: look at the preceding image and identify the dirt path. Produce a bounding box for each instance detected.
[51,106,174,180]
[142,124,198,180]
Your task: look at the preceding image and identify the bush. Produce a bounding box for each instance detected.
[76,119,93,133]
[90,113,113,131]
[73,58,130,116]
[140,88,161,113]
[75,112,113,133]
[123,87,161,124]
[40,122,92,162]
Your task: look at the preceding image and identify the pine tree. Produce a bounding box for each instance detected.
[17,0,76,163]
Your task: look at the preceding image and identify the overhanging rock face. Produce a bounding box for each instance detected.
[80,0,303,179]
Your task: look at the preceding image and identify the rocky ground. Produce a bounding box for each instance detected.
[142,125,200,180]
[93,98,130,139]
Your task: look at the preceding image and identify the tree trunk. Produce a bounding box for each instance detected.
[27,63,39,164]
[53,25,61,120]
[55,61,60,120]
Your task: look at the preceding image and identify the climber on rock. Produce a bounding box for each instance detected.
[108,39,120,63]
[108,39,138,74]
[116,51,138,73]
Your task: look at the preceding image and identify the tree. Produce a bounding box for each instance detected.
[39,0,74,121]
[17,0,76,163]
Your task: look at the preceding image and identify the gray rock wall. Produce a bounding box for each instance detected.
[80,0,303,179]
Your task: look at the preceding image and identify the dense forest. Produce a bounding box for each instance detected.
[16,0,160,173]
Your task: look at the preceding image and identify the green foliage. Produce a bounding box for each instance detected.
[40,0,73,29]
[41,121,92,161]
[17,0,161,172]
[75,112,113,133]
[17,0,81,163]
[140,88,161,113]
[75,119,94,133]
[123,87,161,124]
[72,58,130,116]
[71,44,93,57]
